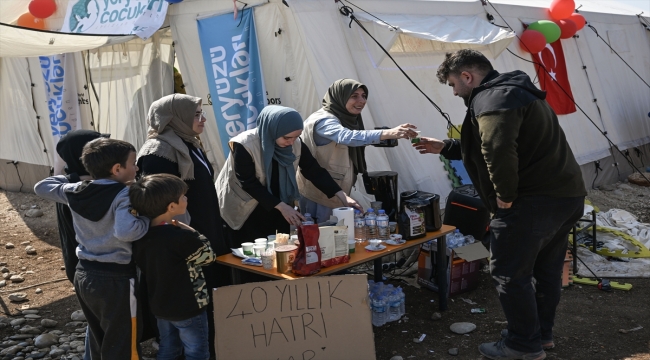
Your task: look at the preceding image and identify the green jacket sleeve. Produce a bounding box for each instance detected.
[476,108,523,202]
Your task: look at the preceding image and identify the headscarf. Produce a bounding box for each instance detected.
[137,94,203,180]
[257,105,304,204]
[56,130,109,178]
[321,78,369,175]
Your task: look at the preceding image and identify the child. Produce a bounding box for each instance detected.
[54,129,109,283]
[129,173,216,360]
[34,138,149,360]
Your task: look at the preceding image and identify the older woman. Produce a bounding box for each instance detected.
[136,93,226,356]
[297,78,417,222]
[217,105,359,247]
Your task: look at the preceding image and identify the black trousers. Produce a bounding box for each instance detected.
[74,261,141,360]
[489,195,584,353]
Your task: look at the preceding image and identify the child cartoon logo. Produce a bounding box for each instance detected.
[69,0,99,33]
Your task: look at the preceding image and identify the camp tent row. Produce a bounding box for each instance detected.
[1,0,649,209]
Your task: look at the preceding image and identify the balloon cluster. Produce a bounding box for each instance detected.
[520,0,586,54]
[17,0,57,30]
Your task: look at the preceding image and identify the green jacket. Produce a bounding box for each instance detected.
[441,70,586,213]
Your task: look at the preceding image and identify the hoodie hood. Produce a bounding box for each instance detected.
[469,70,547,117]
[66,181,126,222]
[56,130,110,178]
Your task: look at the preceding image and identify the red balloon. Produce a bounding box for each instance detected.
[570,13,586,31]
[555,19,577,39]
[17,12,46,30]
[549,0,575,21]
[28,0,57,19]
[520,30,547,54]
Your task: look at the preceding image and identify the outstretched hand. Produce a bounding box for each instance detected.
[412,137,445,154]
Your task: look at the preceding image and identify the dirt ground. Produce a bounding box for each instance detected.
[1,182,649,360]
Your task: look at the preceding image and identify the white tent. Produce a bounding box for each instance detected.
[1,0,649,207]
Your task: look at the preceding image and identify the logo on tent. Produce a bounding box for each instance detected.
[69,0,99,33]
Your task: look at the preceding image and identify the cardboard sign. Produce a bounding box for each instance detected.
[213,274,375,360]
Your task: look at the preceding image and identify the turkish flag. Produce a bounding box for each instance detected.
[531,41,576,115]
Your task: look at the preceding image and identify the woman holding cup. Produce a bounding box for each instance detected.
[297,79,418,223]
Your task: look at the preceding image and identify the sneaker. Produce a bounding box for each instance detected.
[479,339,546,360]
[500,329,555,350]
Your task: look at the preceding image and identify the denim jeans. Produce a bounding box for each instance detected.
[489,195,584,353]
[156,311,210,360]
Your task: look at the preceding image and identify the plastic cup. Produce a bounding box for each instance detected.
[261,253,274,270]
[255,238,267,245]
[241,242,254,256]
[267,235,276,243]
[253,245,266,257]
[389,221,397,234]
[348,240,356,254]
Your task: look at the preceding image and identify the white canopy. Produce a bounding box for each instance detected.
[0,24,135,58]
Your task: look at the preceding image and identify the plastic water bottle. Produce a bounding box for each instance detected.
[397,287,406,317]
[388,290,401,321]
[302,213,314,225]
[376,209,390,240]
[371,295,387,327]
[448,229,463,248]
[354,210,367,242]
[365,209,377,239]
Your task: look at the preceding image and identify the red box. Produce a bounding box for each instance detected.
[417,242,488,297]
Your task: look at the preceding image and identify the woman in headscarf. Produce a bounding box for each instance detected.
[297,79,417,222]
[217,105,360,247]
[136,93,226,357]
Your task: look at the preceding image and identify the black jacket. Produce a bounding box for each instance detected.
[441,70,586,213]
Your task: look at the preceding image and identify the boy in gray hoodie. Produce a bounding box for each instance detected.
[35,138,149,360]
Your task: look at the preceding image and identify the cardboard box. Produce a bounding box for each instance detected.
[417,242,489,297]
[213,274,376,360]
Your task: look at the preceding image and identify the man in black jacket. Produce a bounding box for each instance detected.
[415,49,586,360]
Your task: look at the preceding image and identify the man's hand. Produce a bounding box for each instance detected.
[413,137,445,154]
[275,202,306,227]
[496,198,513,209]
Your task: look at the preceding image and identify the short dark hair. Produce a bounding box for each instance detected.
[81,138,136,179]
[129,174,188,219]
[436,49,494,84]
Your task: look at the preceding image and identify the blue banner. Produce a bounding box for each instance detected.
[198,9,266,157]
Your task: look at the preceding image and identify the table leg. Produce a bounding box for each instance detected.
[374,257,383,283]
[231,267,241,285]
[436,234,448,311]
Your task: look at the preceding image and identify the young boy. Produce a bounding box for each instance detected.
[34,138,149,360]
[129,174,216,360]
[54,130,109,283]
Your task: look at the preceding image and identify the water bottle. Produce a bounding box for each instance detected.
[388,290,401,321]
[397,287,406,317]
[376,209,390,240]
[302,213,314,225]
[365,209,377,239]
[448,229,462,248]
[371,295,387,327]
[354,210,367,242]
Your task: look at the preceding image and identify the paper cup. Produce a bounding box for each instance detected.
[348,240,356,254]
[253,244,266,257]
[255,238,267,244]
[241,242,254,256]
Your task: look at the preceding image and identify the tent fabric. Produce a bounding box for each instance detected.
[353,13,515,60]
[0,24,135,58]
[1,0,649,195]
[0,57,51,167]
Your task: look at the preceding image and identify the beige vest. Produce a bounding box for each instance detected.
[216,129,301,230]
[297,109,354,208]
